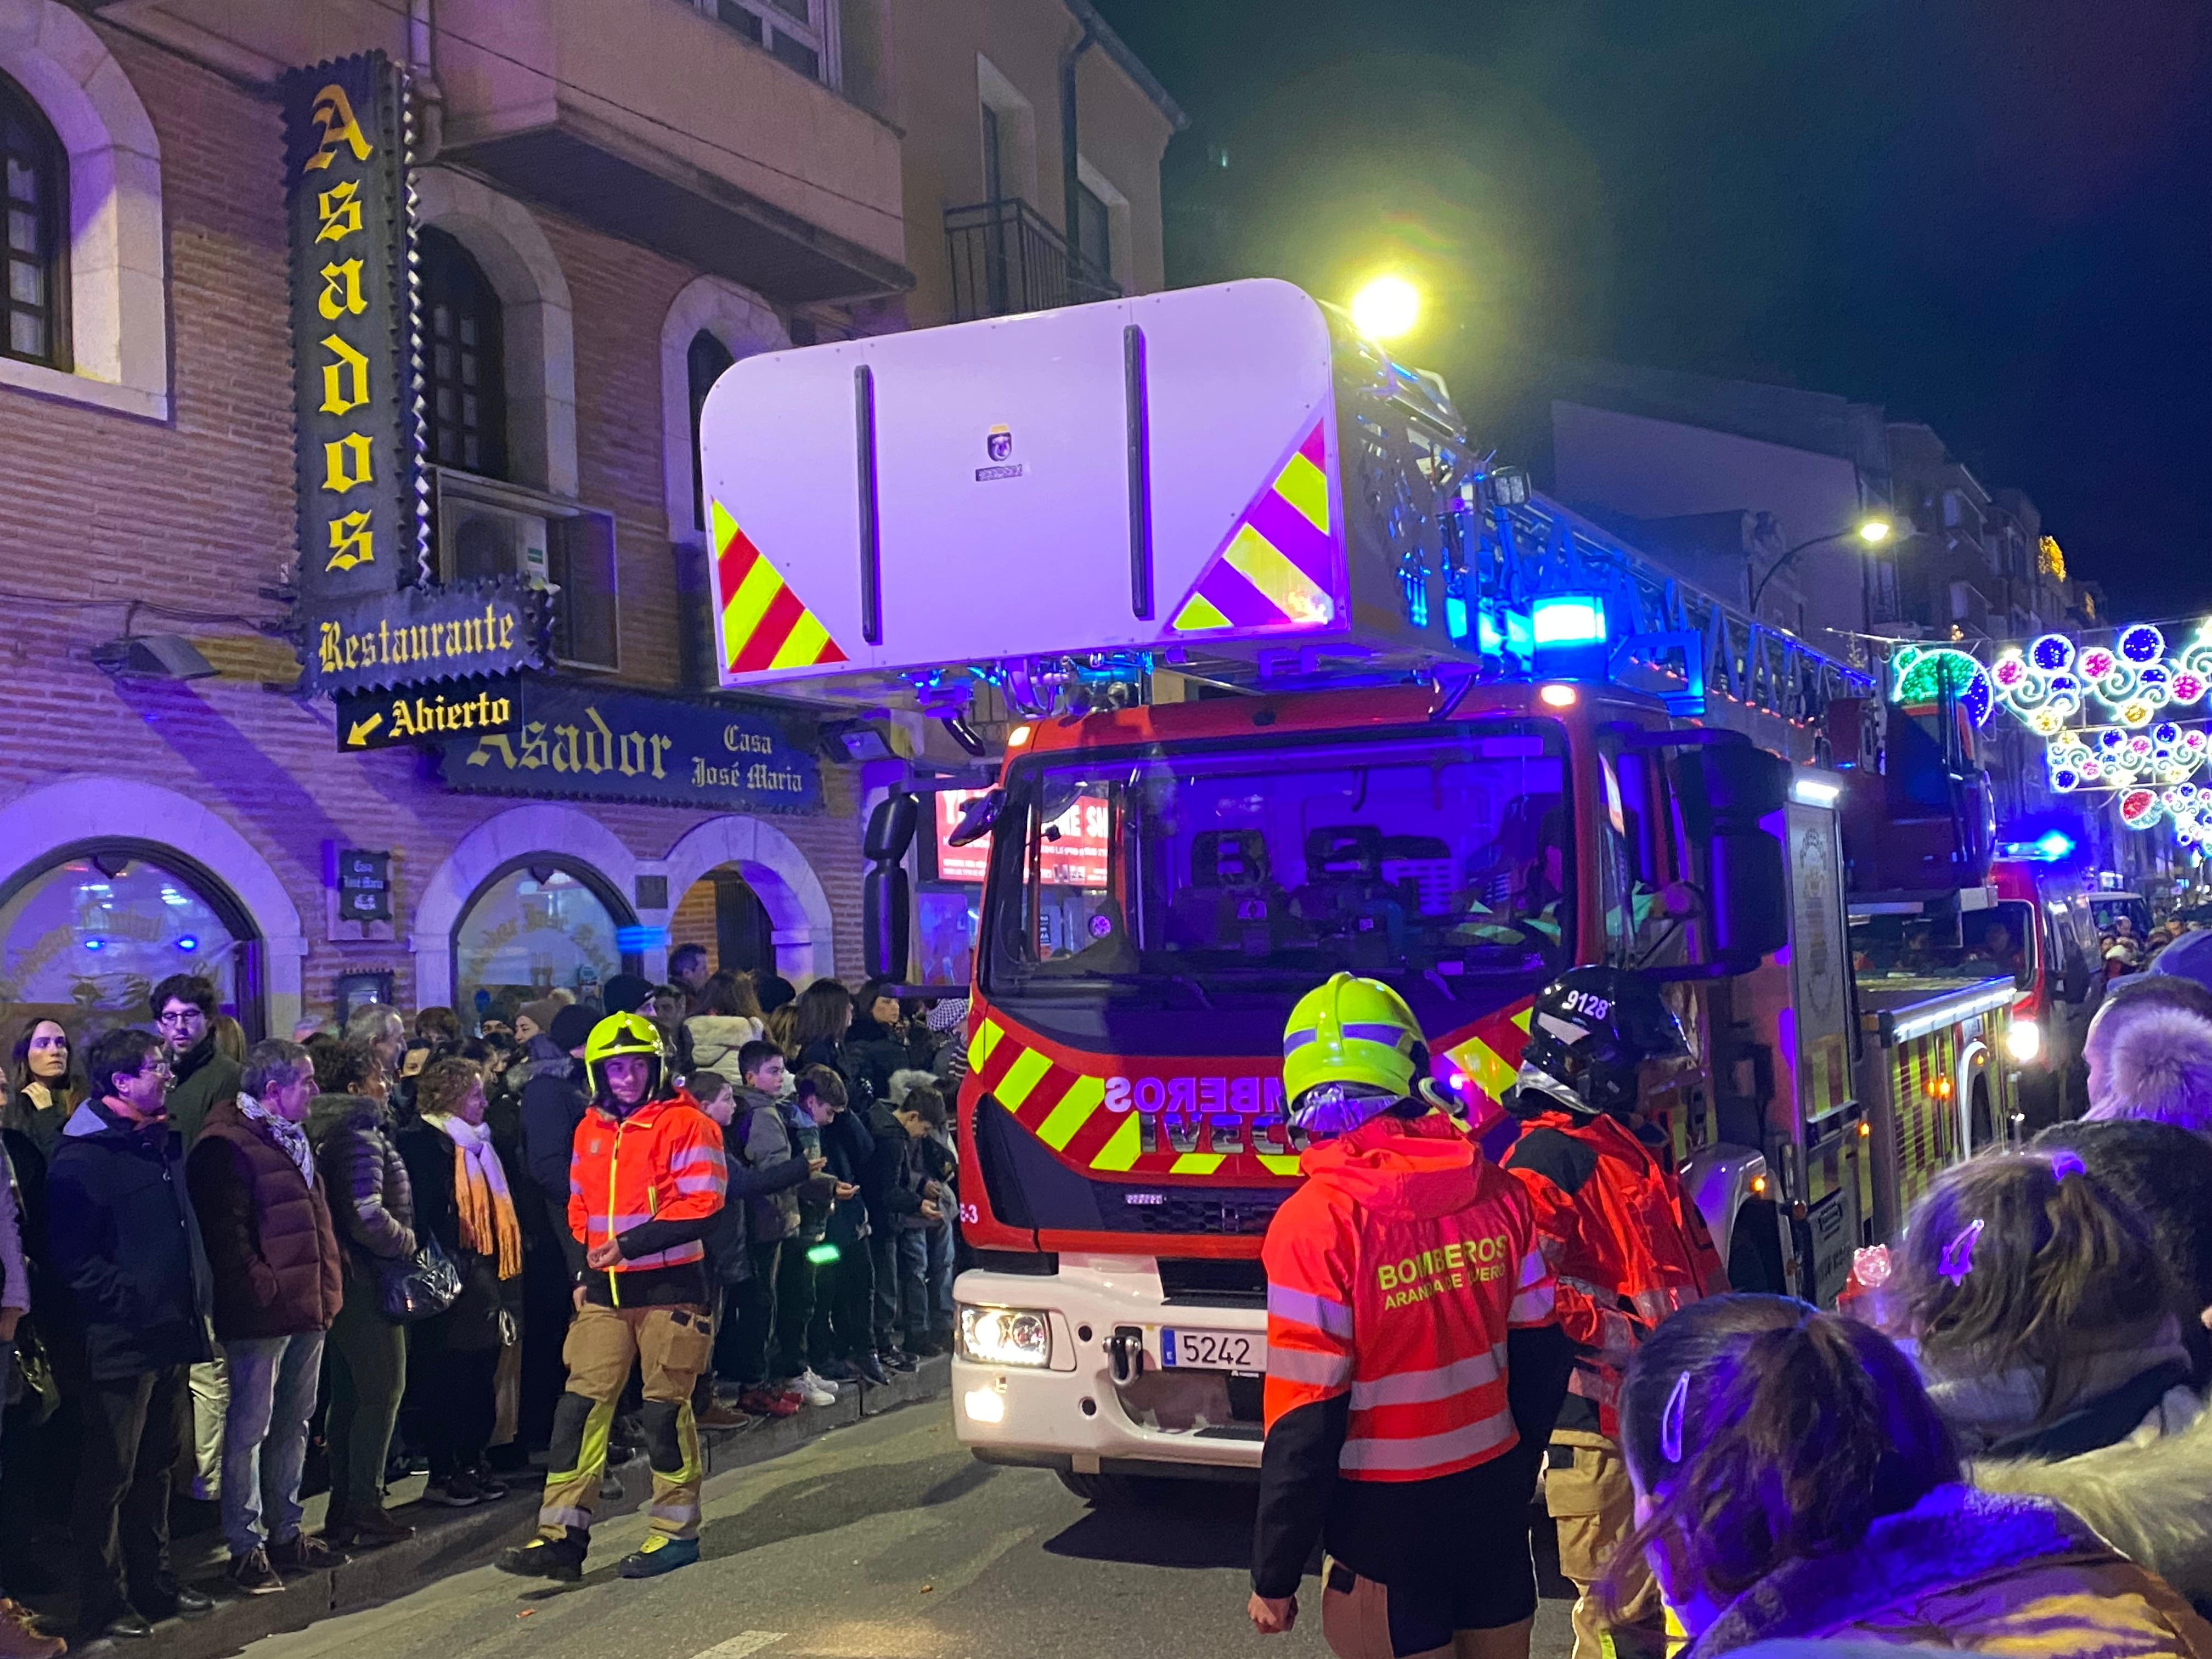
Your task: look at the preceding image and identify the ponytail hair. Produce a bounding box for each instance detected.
[1599,1295,1957,1617]
[1897,1153,2172,1423]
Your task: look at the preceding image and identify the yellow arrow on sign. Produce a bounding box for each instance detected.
[346,712,384,747]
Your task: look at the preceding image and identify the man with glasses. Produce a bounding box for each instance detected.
[151,976,238,1150]
[49,1028,217,1643]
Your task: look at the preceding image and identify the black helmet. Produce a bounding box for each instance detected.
[1516,967,1689,1116]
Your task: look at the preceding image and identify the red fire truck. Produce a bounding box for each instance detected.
[696,280,2012,1499]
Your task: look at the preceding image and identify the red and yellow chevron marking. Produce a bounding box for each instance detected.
[962,997,1539,1183]
[709,499,848,675]
[967,1015,1304,1180]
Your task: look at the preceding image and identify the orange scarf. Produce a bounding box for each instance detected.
[434,1115,522,1281]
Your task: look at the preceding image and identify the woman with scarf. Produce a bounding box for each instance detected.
[394,1058,524,1509]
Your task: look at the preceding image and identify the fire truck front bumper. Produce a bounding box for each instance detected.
[950,1257,1268,1480]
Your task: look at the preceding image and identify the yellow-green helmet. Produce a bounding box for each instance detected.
[584,1011,664,1102]
[1282,973,1428,1131]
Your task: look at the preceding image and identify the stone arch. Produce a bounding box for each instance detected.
[651,815,836,985]
[0,776,306,1033]
[413,166,578,494]
[410,805,640,1008]
[0,0,167,418]
[659,273,788,544]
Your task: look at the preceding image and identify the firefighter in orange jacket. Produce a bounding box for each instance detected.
[1249,974,1572,1659]
[498,1012,726,1584]
[1501,967,1725,1659]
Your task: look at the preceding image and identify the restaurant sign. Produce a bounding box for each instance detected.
[281,52,419,608]
[337,673,523,751]
[306,578,549,695]
[438,679,821,814]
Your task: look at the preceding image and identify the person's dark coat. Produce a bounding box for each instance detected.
[187,1096,343,1341]
[46,1100,215,1381]
[392,1119,520,1352]
[165,1035,241,1149]
[859,1102,926,1234]
[517,1038,587,1245]
[819,1106,875,1248]
[703,1111,811,1285]
[732,1087,822,1244]
[307,1093,415,1274]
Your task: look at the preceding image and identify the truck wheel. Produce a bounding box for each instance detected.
[1055,1470,1169,1507]
[1727,1199,1788,1295]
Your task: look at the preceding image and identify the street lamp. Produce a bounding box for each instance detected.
[1350,275,1420,342]
[1748,517,1895,614]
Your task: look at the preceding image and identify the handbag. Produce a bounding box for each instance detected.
[371,1235,462,1324]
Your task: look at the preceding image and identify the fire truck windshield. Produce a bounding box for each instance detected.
[981,721,1572,1031]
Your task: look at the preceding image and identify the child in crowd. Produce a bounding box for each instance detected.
[888,1087,954,1358]
[726,1042,837,1415]
[1603,1295,2212,1659]
[799,1066,881,1384]
[768,1070,850,1406]
[1891,1151,2198,1458]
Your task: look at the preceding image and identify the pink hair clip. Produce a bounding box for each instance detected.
[2051,1150,2085,1181]
[1659,1369,1690,1463]
[1938,1218,1985,1286]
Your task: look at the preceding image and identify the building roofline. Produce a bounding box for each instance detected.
[1062,0,1189,131]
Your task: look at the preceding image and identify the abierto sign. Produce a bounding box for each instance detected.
[437,679,821,814]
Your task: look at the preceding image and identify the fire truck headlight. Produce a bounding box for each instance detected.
[2005,1020,2042,1065]
[958,1305,1052,1368]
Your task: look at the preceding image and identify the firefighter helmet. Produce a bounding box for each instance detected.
[584,1011,665,1104]
[1516,966,1688,1116]
[1283,973,1440,1134]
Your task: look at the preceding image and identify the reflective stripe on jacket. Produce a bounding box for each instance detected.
[1503,1105,1723,1436]
[567,1092,727,1292]
[1262,1111,1556,1484]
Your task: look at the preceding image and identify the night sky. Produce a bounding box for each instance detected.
[1092,0,2211,622]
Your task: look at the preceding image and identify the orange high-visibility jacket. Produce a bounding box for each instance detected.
[568,1089,727,1305]
[1262,1112,1558,1482]
[1503,1104,1724,1436]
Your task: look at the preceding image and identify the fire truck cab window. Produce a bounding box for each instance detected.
[1850,901,2033,991]
[985,724,1571,1026]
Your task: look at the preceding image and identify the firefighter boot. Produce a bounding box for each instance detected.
[496,1527,588,1583]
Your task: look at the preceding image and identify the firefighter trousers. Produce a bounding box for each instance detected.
[537,1301,713,1543]
[1546,1430,1663,1659]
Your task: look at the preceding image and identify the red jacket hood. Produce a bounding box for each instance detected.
[1299,1113,1482,1222]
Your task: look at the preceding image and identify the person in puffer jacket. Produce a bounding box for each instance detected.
[1603,1294,2212,1659]
[725,1042,834,1414]
[306,1088,416,1549]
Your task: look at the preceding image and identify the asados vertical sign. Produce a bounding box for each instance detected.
[281,53,417,607]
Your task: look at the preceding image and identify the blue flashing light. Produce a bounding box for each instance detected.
[1478,609,1504,654]
[614,924,668,953]
[83,938,104,951]
[176,935,199,952]
[1997,830,2076,863]
[1444,592,1470,643]
[1531,594,1607,648]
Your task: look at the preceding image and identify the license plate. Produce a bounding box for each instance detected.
[1160,1328,1265,1371]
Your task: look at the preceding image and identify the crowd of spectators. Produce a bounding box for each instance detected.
[0,955,968,1649]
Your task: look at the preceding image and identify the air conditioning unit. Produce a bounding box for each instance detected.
[433,468,619,671]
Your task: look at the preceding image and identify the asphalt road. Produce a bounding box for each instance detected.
[232,1403,1577,1659]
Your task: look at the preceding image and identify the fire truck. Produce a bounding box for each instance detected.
[695,280,2013,1499]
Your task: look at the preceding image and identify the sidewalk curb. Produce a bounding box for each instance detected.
[130,1359,951,1657]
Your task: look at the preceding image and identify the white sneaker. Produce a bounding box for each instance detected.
[791,1372,837,1407]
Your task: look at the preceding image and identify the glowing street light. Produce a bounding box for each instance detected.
[1857,517,1894,545]
[1350,275,1420,341]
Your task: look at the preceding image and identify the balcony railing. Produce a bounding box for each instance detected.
[945,198,1120,321]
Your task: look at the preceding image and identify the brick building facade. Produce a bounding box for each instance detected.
[0,0,1174,1042]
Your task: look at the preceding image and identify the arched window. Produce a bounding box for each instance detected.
[422,226,506,478]
[686,329,735,534]
[452,858,639,1025]
[1,71,66,370]
[0,841,262,1039]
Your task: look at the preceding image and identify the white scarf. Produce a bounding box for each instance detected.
[432,1113,511,1199]
[238,1092,315,1183]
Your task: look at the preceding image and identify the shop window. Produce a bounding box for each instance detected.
[422,226,507,479]
[1,71,66,370]
[686,329,735,534]
[453,860,635,1026]
[0,844,257,1039]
